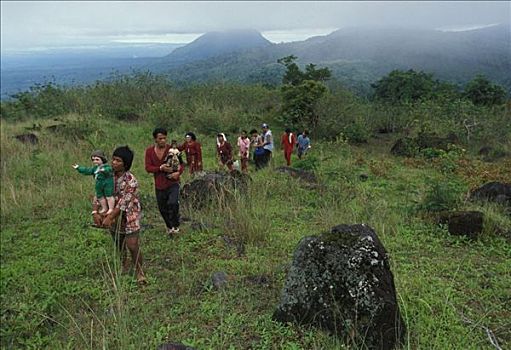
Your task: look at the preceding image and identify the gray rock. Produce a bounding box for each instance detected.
[181,171,249,209]
[470,182,511,205]
[443,211,484,239]
[211,271,228,290]
[273,224,405,350]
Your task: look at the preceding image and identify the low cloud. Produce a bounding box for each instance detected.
[1,1,509,51]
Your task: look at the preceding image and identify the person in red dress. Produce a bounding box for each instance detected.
[216,133,234,172]
[281,128,297,166]
[179,132,203,175]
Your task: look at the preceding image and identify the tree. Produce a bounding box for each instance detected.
[463,75,507,106]
[277,56,331,130]
[371,69,437,103]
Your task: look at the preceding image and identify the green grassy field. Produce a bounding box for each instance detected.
[1,115,510,349]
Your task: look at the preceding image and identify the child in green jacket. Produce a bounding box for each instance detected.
[73,150,115,214]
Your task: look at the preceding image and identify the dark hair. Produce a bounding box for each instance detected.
[249,129,258,135]
[113,145,134,171]
[241,130,248,134]
[285,128,291,133]
[185,132,196,141]
[217,133,224,138]
[303,129,309,136]
[153,128,167,138]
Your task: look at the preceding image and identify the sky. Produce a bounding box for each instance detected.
[1,1,509,52]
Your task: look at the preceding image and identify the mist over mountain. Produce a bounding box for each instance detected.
[1,25,510,99]
[155,25,511,94]
[164,29,272,64]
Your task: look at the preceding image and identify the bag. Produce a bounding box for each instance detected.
[254,147,265,156]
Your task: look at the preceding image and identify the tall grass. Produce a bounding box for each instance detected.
[1,107,510,348]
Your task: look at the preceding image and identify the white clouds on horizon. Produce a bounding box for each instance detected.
[108,27,340,45]
[1,1,509,51]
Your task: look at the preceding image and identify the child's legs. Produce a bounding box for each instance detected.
[95,181,107,213]
[103,178,115,213]
[98,196,108,213]
[106,197,115,214]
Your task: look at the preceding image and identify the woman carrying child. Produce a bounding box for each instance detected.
[101,146,146,285]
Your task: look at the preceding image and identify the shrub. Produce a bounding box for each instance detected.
[463,75,507,106]
[419,178,468,212]
[294,155,319,171]
[343,119,370,144]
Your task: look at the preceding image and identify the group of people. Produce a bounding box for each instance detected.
[72,124,311,284]
[217,124,312,172]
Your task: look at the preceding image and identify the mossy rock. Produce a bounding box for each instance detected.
[181,170,249,209]
[273,224,405,350]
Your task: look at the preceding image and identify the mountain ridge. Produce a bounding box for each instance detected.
[154,25,510,94]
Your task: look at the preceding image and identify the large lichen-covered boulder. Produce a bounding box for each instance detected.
[181,170,249,209]
[273,224,405,350]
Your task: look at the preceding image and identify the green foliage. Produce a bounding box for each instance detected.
[419,178,467,212]
[294,155,319,171]
[343,119,371,144]
[278,56,331,131]
[0,82,80,120]
[280,80,327,129]
[2,69,508,149]
[277,56,331,86]
[372,69,440,103]
[420,144,466,174]
[463,74,507,106]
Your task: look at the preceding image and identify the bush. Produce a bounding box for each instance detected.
[463,75,507,106]
[419,178,468,212]
[294,155,319,171]
[343,119,371,144]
